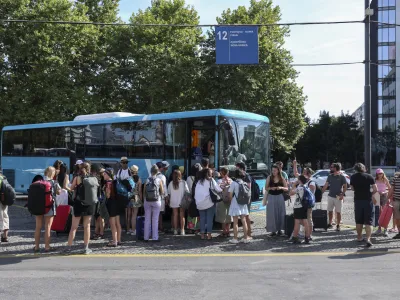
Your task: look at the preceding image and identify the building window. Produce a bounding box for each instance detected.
[379,0,396,7]
[378,117,396,132]
[378,99,396,115]
[131,121,164,158]
[164,121,186,160]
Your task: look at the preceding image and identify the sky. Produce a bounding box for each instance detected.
[118,0,365,120]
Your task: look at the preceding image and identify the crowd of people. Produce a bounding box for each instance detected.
[1,157,400,253]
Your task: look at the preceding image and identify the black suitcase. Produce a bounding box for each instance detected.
[312,209,328,231]
[285,214,295,237]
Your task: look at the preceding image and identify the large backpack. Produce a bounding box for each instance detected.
[248,174,260,202]
[235,179,252,205]
[145,177,160,202]
[308,180,322,203]
[0,176,16,206]
[81,176,99,206]
[28,180,54,215]
[302,186,316,208]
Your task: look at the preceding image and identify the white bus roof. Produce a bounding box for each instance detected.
[73,112,143,122]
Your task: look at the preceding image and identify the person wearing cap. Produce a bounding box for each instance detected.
[72,160,84,180]
[374,168,391,236]
[156,161,168,232]
[126,165,143,236]
[350,163,378,247]
[116,157,131,180]
[144,164,164,241]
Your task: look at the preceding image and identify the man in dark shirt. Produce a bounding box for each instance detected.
[236,162,252,238]
[350,163,377,247]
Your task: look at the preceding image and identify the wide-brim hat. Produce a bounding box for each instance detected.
[130,165,139,173]
[120,156,129,162]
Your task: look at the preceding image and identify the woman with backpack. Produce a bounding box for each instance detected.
[144,164,164,242]
[216,167,232,238]
[126,165,142,236]
[195,168,222,240]
[265,165,288,236]
[289,175,311,244]
[34,166,61,253]
[67,162,96,254]
[228,169,251,244]
[102,168,122,247]
[167,169,189,235]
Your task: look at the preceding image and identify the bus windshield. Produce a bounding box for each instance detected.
[219,119,269,173]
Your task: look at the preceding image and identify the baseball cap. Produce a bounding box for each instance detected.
[156,162,163,169]
[161,161,170,168]
[75,160,83,165]
[376,168,384,174]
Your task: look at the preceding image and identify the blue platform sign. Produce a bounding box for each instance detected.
[215,26,259,65]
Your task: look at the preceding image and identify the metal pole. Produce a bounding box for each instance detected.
[364,0,372,173]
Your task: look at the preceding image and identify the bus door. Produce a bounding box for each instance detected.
[188,118,216,170]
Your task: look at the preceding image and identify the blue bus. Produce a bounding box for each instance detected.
[1,109,270,211]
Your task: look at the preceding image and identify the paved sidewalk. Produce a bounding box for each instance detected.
[1,193,399,256]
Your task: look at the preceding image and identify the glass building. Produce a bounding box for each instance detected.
[370,0,397,167]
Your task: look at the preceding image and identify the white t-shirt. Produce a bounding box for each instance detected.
[156,173,167,198]
[293,186,305,209]
[168,180,189,208]
[306,180,316,194]
[195,179,222,210]
[116,168,131,180]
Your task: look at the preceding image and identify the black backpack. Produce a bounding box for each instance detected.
[308,180,322,203]
[0,177,16,206]
[247,174,260,202]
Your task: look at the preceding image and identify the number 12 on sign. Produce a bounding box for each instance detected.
[215,26,259,65]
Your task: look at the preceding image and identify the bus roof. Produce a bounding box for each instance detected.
[2,109,269,131]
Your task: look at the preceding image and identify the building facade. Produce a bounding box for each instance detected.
[352,103,365,129]
[370,0,397,168]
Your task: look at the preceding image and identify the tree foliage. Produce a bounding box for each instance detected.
[294,111,364,169]
[0,0,307,153]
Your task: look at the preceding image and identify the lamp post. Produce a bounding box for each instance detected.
[364,0,373,173]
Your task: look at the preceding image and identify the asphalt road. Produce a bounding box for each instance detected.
[0,253,399,300]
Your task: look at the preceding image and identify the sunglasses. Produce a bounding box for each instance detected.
[121,162,128,164]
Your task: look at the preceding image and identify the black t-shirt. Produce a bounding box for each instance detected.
[350,173,375,201]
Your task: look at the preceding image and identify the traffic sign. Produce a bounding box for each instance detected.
[215,26,259,65]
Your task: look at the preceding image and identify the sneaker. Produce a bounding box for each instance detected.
[327,224,333,229]
[383,230,389,237]
[242,238,250,244]
[292,237,301,244]
[366,240,373,248]
[373,228,382,236]
[1,237,9,243]
[277,230,282,236]
[336,225,341,232]
[173,230,178,235]
[181,230,185,236]
[298,233,305,239]
[229,238,239,244]
[309,236,313,241]
[132,230,136,236]
[304,237,310,244]
[332,222,336,226]
[84,248,93,255]
[392,233,400,239]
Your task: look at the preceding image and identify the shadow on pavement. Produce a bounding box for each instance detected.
[0,255,40,266]
[328,248,392,260]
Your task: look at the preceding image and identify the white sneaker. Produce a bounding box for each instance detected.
[131,230,136,236]
[181,230,185,236]
[242,238,250,244]
[173,230,178,235]
[229,239,239,244]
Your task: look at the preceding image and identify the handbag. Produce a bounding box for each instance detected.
[188,196,200,217]
[209,180,222,203]
[180,191,192,210]
[283,191,291,201]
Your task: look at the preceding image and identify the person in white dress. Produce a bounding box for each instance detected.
[168,170,189,235]
[228,169,251,244]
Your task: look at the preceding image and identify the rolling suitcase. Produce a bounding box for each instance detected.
[285,214,295,237]
[312,205,328,232]
[378,203,393,228]
[51,205,73,236]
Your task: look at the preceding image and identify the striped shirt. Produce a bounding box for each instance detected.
[391,176,400,200]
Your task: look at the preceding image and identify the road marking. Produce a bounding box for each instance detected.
[0,251,399,259]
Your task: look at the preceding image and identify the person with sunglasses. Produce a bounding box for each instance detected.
[116,157,132,180]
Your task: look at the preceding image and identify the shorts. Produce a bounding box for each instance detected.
[354,200,373,226]
[73,201,95,217]
[393,201,400,220]
[327,196,343,213]
[294,207,308,220]
[106,199,124,218]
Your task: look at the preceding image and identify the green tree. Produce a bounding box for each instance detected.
[0,0,103,127]
[198,0,307,153]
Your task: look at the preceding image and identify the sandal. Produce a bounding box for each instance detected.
[44,247,57,253]
[200,234,205,240]
[33,247,40,254]
[1,237,9,243]
[106,242,117,247]
[91,234,100,240]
